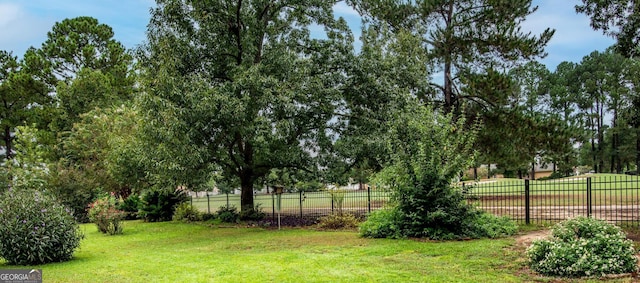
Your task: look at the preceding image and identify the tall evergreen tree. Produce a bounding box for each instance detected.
[349,0,554,113]
[0,50,51,161]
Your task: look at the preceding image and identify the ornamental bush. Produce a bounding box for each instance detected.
[139,189,188,222]
[217,205,239,223]
[526,217,637,277]
[0,189,83,265]
[318,213,360,230]
[88,195,126,235]
[172,202,201,222]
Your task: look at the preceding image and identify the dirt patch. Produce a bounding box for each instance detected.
[515,229,551,248]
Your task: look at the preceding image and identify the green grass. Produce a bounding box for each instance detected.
[2,221,638,282]
[0,221,525,283]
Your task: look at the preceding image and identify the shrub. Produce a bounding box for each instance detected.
[466,213,518,239]
[217,205,239,223]
[117,194,141,220]
[88,195,126,235]
[139,189,188,222]
[318,213,360,230]
[359,208,404,239]
[239,204,265,221]
[173,202,201,222]
[526,217,637,277]
[201,213,216,221]
[0,189,84,265]
[47,164,101,223]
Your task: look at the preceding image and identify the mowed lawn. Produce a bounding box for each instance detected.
[0,221,533,283]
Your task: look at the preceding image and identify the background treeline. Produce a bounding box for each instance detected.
[1,0,639,221]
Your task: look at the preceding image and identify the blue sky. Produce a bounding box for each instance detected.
[0,0,615,71]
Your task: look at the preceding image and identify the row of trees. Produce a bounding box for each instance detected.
[2,0,640,216]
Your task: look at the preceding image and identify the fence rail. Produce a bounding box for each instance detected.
[189,175,640,226]
[462,175,640,226]
[190,188,391,219]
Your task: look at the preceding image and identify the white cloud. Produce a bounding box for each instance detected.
[0,2,54,56]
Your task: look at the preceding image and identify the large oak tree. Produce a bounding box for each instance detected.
[139,0,353,211]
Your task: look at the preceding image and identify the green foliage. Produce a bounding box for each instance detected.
[0,49,51,162]
[216,206,239,223]
[295,180,324,192]
[139,0,353,212]
[0,189,83,265]
[359,208,404,239]
[537,171,565,181]
[239,204,265,221]
[88,195,126,235]
[117,194,141,220]
[5,125,51,191]
[576,0,640,57]
[46,163,101,223]
[201,213,216,221]
[139,189,188,222]
[327,188,347,216]
[318,213,360,230]
[527,217,638,277]
[173,203,201,222]
[362,105,518,240]
[40,16,132,84]
[471,213,518,239]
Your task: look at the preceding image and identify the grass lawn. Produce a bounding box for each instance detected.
[0,221,526,283]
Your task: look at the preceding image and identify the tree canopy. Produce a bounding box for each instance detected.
[139,0,353,211]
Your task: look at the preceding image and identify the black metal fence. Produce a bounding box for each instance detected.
[462,175,640,226]
[190,188,391,219]
[189,175,640,226]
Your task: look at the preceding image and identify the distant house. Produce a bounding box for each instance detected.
[527,162,555,180]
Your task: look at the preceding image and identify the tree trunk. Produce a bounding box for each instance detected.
[597,100,605,173]
[3,126,12,160]
[473,167,478,180]
[531,162,536,180]
[443,1,454,113]
[240,172,254,212]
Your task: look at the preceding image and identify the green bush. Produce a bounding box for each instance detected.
[318,213,360,230]
[467,213,518,239]
[201,213,216,221]
[47,164,101,223]
[173,203,201,222]
[0,189,84,265]
[359,208,404,239]
[239,204,266,221]
[139,189,188,222]
[117,194,141,220]
[88,195,126,235]
[217,206,239,223]
[537,171,565,181]
[526,217,637,277]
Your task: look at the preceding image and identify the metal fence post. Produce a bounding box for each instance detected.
[271,193,275,221]
[587,177,592,218]
[206,193,210,214]
[525,179,530,225]
[299,191,303,218]
[331,193,335,214]
[367,186,371,213]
